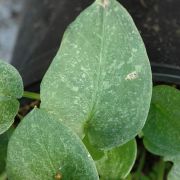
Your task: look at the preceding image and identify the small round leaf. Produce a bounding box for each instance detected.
[143,85,180,156]
[0,60,23,134]
[96,139,137,179]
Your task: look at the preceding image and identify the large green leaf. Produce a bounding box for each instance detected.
[143,85,180,156]
[41,0,152,149]
[96,139,137,179]
[7,108,99,180]
[0,60,23,134]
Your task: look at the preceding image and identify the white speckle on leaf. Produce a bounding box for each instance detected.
[112,26,116,30]
[73,44,78,48]
[103,81,111,89]
[82,73,86,78]
[132,48,137,53]
[125,71,138,80]
[114,7,119,12]
[127,56,133,64]
[74,100,78,105]
[135,65,142,72]
[72,87,79,92]
[117,62,124,69]
[60,76,65,82]
[80,66,88,72]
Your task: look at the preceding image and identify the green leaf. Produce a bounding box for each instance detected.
[0,129,13,175]
[0,60,23,134]
[124,174,132,180]
[41,0,152,149]
[7,108,99,180]
[168,161,180,180]
[0,99,19,134]
[83,137,136,179]
[143,85,180,157]
[83,135,105,161]
[165,156,180,180]
[95,139,137,180]
[143,138,169,157]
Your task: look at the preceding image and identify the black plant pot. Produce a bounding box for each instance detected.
[11,0,180,88]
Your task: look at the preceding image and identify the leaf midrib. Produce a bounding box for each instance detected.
[86,3,107,124]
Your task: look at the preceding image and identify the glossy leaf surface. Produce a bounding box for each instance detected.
[7,109,99,180]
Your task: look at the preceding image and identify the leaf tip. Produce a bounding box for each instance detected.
[97,0,109,8]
